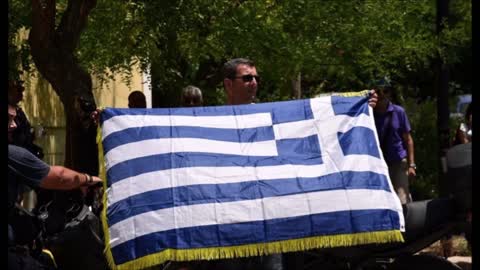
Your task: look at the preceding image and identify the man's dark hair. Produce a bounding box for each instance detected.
[222,58,255,79]
[128,90,147,108]
[8,80,25,106]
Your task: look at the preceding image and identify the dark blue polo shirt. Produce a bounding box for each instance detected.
[374,102,411,163]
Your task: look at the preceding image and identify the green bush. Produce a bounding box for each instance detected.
[394,95,467,200]
[404,98,439,200]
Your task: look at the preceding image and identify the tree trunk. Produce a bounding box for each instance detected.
[436,0,450,197]
[291,72,302,99]
[29,0,98,175]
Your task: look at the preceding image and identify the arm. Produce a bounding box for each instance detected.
[402,132,416,177]
[40,166,102,190]
[9,144,102,192]
[455,124,469,144]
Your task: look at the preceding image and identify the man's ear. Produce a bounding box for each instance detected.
[223,78,232,89]
[224,79,233,95]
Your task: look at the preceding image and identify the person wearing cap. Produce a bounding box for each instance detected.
[373,78,416,204]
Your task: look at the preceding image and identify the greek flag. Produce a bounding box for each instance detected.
[98,91,404,270]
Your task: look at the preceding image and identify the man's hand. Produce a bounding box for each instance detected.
[90,109,102,126]
[80,175,103,196]
[368,89,378,108]
[90,176,103,185]
[408,167,416,178]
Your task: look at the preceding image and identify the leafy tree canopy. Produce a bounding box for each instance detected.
[9,0,471,103]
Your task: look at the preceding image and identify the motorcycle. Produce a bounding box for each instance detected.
[33,184,109,270]
[285,142,471,270]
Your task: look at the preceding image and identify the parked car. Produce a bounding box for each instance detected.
[450,94,471,119]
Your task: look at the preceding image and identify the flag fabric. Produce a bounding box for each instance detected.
[98,90,405,270]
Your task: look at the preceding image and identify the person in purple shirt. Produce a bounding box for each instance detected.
[373,80,416,204]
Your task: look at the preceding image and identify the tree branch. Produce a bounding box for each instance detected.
[30,0,56,46]
[57,0,97,52]
[29,0,97,109]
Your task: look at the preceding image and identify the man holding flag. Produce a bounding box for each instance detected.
[214,58,381,270]
[208,58,282,270]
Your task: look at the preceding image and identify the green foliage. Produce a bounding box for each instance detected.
[78,1,158,80]
[404,98,439,200]
[439,0,472,64]
[8,0,32,80]
[9,0,471,103]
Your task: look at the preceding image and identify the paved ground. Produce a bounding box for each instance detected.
[418,235,471,270]
[448,256,471,270]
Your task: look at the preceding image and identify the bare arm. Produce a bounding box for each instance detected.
[402,132,416,177]
[40,166,102,190]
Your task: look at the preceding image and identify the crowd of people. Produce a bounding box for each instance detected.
[9,57,470,270]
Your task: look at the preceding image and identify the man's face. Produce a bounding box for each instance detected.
[182,93,203,107]
[377,88,391,103]
[8,105,17,142]
[224,64,258,105]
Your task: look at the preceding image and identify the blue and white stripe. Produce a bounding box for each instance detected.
[101,95,404,265]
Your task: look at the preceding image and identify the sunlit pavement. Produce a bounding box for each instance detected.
[448,256,471,270]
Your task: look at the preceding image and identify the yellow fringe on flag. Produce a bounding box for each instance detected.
[96,123,106,183]
[333,89,371,97]
[106,230,403,270]
[314,89,372,98]
[41,249,57,268]
[96,116,117,270]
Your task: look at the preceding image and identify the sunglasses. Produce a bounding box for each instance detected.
[234,74,260,83]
